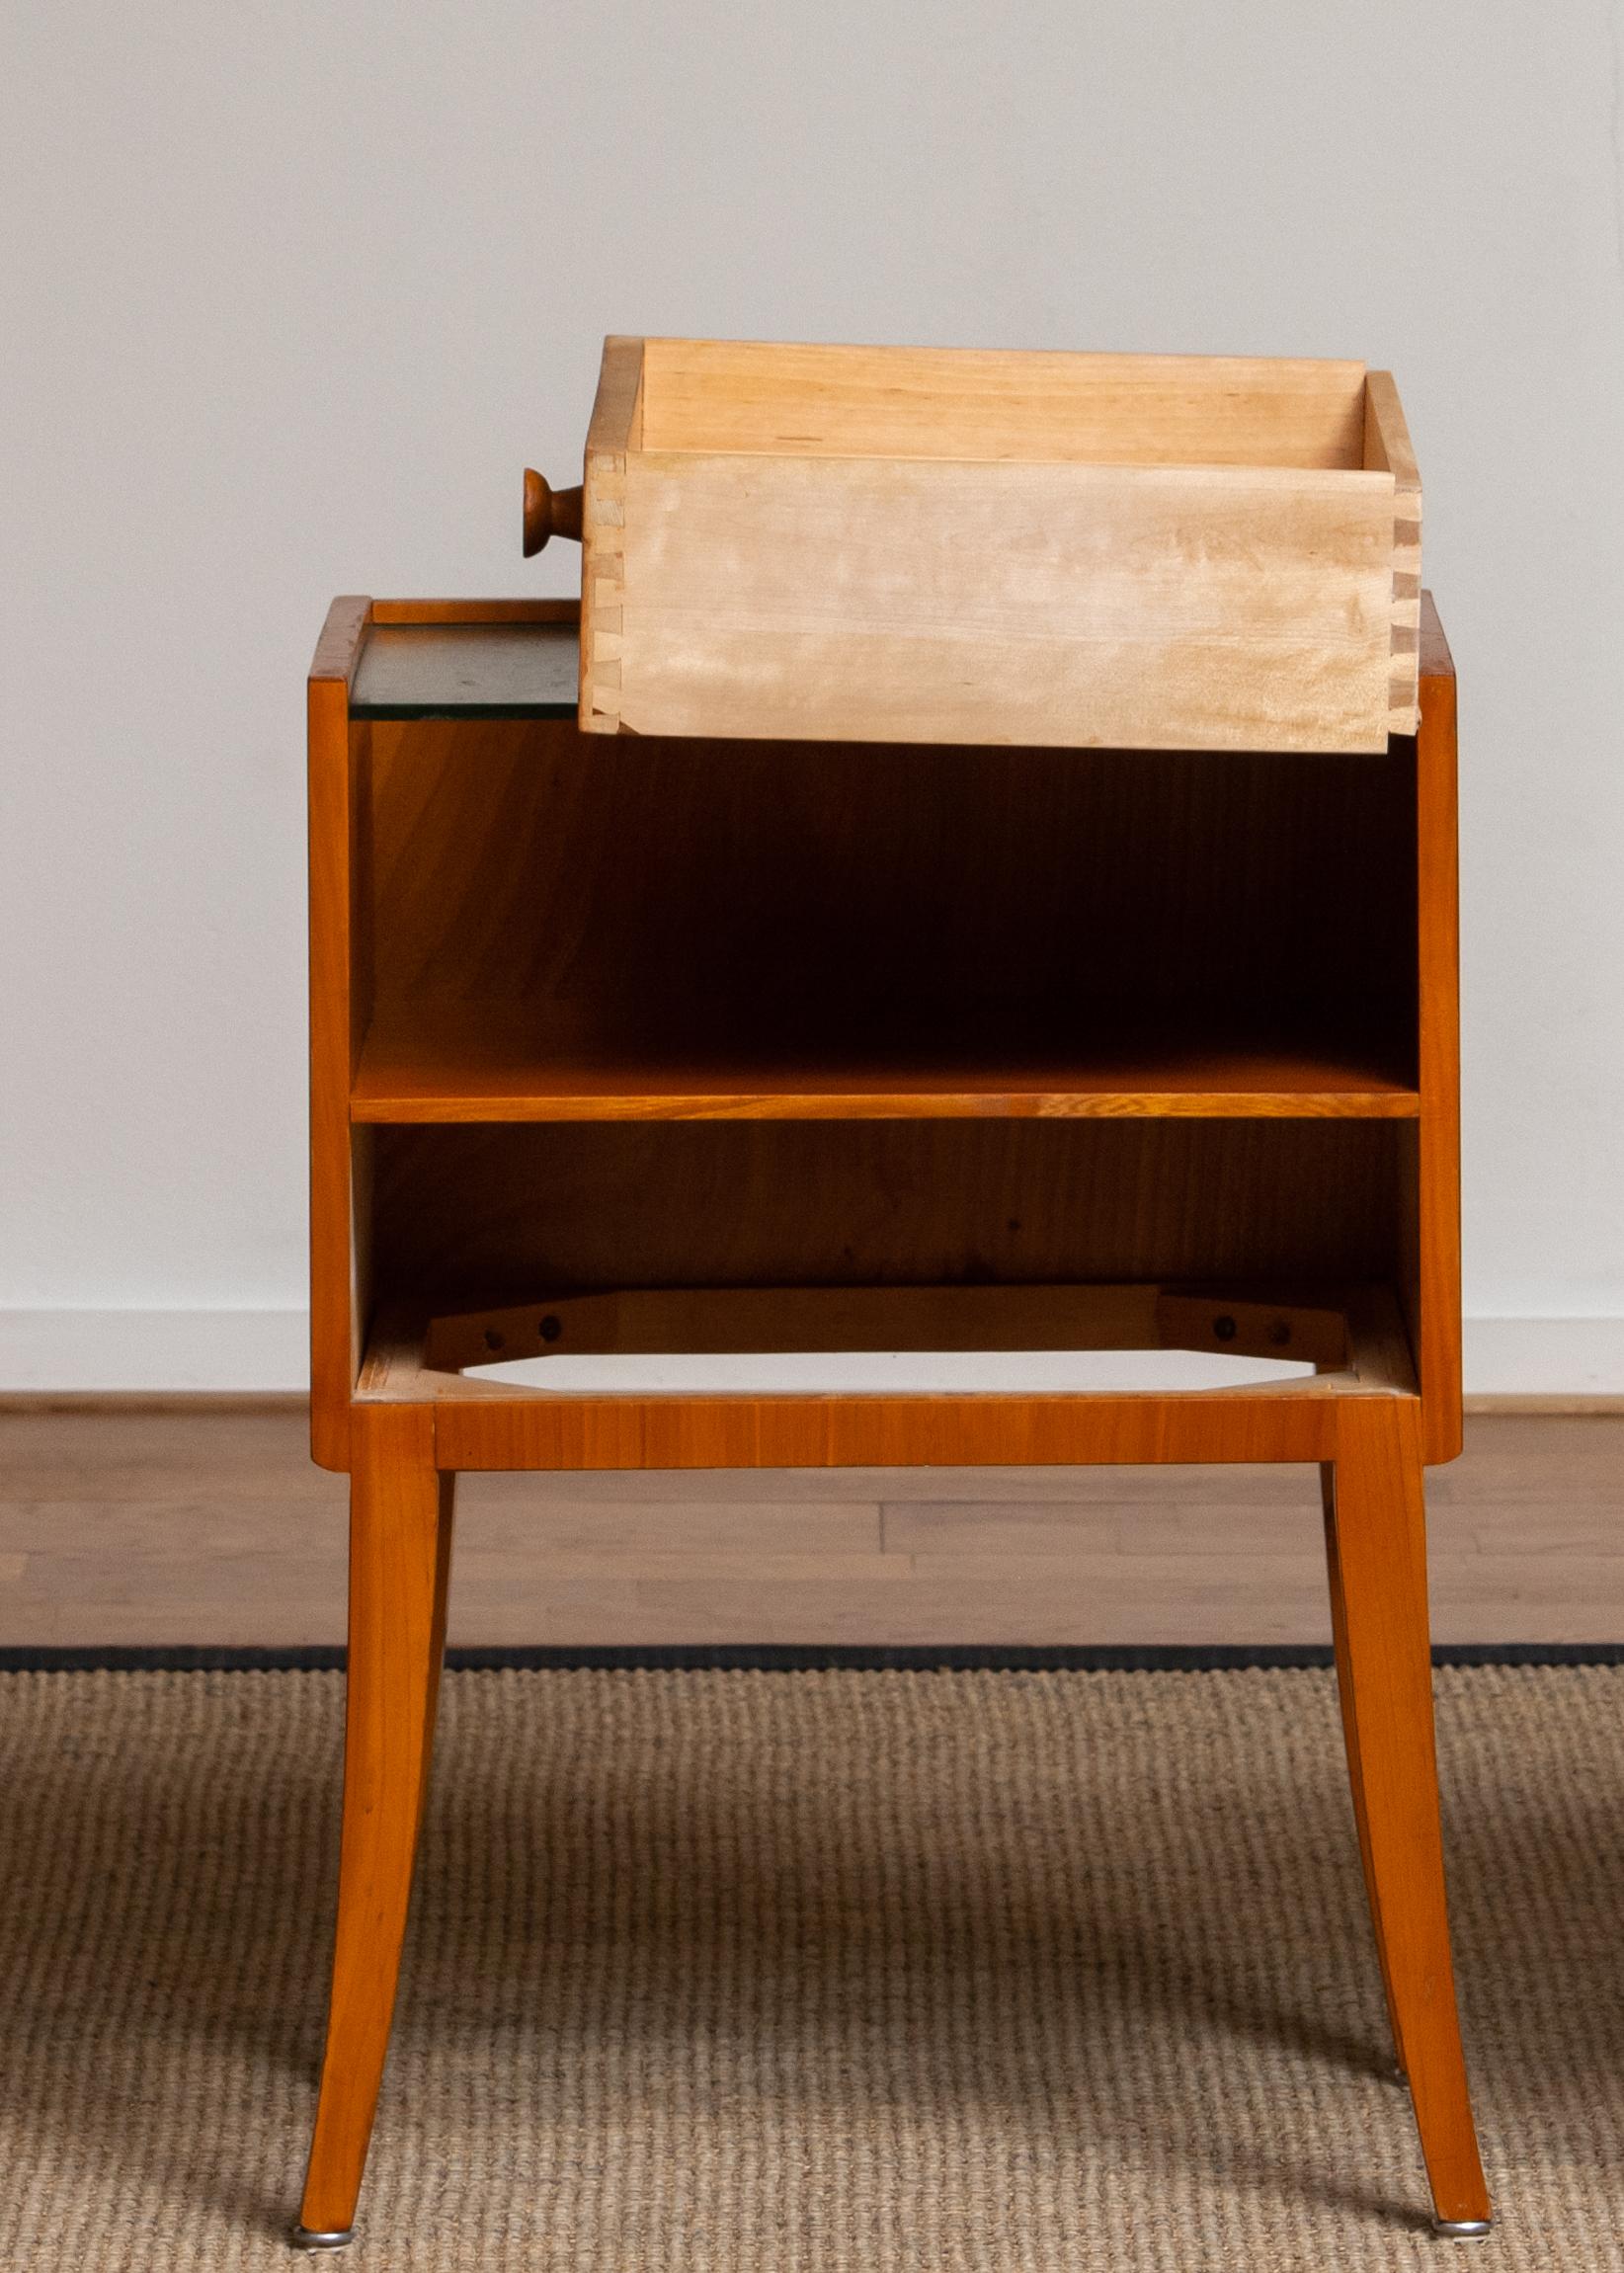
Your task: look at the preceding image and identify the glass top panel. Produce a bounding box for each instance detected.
[352,622,580,719]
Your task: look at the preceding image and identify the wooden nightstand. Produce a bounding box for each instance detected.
[292,590,1487,2244]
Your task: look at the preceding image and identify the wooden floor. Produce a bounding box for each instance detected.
[0,1407,1619,1649]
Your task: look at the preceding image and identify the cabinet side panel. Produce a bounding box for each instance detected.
[350,1123,374,1421]
[1414,614,1462,1461]
[616,454,1396,752]
[309,675,369,1470]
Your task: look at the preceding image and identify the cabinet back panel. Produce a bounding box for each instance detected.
[371,1118,1400,1309]
[363,722,1416,1063]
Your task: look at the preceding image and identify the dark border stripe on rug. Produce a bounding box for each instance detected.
[4,1643,1624,1673]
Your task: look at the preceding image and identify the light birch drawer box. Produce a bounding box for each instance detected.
[526,337,1421,754]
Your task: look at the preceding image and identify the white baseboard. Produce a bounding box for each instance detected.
[0,1309,310,1392]
[1461,1318,1624,1397]
[2,1308,1623,1398]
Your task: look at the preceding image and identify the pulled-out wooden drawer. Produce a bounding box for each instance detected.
[570,336,1419,753]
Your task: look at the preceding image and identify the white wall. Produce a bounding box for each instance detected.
[3,0,1622,1390]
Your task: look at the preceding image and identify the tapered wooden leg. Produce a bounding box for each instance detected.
[295,1404,455,2247]
[1322,1460,1409,2085]
[1328,1399,1490,2233]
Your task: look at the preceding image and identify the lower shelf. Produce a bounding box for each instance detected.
[349,1279,1417,1471]
[360,1280,1415,1406]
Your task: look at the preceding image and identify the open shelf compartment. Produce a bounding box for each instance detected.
[347,696,1419,1125]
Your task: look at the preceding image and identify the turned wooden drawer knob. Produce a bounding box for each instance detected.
[523,469,584,556]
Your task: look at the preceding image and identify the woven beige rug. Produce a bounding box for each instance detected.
[2,1665,1622,2270]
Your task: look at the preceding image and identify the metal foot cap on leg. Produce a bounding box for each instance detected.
[1432,2217,1493,2241]
[290,2228,355,2252]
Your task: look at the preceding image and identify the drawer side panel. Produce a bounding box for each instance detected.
[1363,371,1422,737]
